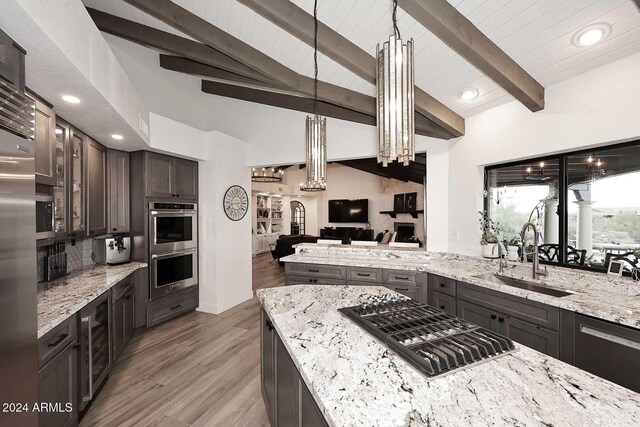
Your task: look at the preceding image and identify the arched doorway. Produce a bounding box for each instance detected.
[290,201,305,235]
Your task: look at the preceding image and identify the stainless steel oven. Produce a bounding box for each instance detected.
[149,248,198,299]
[148,201,197,254]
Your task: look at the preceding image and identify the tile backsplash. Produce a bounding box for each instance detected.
[37,238,95,282]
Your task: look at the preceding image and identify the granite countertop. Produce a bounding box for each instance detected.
[37,262,147,338]
[281,245,640,329]
[258,285,640,427]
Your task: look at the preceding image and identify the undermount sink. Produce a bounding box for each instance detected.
[472,273,576,298]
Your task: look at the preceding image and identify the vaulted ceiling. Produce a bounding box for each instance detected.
[82,0,640,133]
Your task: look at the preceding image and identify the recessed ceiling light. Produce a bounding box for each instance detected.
[62,95,80,104]
[111,134,124,140]
[573,23,611,47]
[458,88,479,101]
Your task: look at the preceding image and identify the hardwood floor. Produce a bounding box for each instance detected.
[80,254,285,426]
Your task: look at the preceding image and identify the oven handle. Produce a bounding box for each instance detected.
[151,247,197,260]
[149,210,197,215]
[81,316,93,403]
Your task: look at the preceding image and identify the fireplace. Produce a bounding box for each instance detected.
[394,222,415,242]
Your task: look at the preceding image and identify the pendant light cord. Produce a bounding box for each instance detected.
[392,0,401,39]
[313,0,319,116]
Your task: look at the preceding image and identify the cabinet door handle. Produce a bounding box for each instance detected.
[112,228,117,232]
[48,333,68,347]
[395,276,409,280]
[81,316,93,402]
[357,273,370,277]
[170,304,182,310]
[266,319,275,331]
[498,317,504,323]
[490,314,497,320]
[440,283,446,288]
[395,287,409,291]
[308,269,320,273]
[440,305,446,310]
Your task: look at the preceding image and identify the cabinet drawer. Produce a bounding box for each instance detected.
[385,284,421,300]
[458,281,559,330]
[501,316,559,358]
[38,316,77,368]
[347,267,382,284]
[147,286,198,327]
[285,263,346,280]
[431,291,456,316]
[428,274,456,296]
[112,274,134,302]
[383,269,419,287]
[285,275,346,286]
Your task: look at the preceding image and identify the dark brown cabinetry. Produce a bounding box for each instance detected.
[146,285,199,328]
[107,150,130,234]
[144,152,198,200]
[53,120,70,240]
[112,277,135,362]
[32,97,57,186]
[86,138,107,236]
[37,316,78,427]
[261,309,328,427]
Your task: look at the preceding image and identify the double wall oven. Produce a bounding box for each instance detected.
[148,201,198,299]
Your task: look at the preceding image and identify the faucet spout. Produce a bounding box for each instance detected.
[520,221,548,280]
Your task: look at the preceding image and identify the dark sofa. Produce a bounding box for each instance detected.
[271,234,319,264]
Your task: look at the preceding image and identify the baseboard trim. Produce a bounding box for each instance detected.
[197,291,254,314]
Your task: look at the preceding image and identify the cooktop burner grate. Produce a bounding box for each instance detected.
[339,297,516,379]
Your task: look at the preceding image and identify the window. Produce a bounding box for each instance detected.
[485,140,640,275]
[290,201,305,235]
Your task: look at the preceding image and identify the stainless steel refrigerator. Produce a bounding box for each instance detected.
[0,78,38,425]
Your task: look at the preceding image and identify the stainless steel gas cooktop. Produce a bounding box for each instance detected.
[339,296,517,379]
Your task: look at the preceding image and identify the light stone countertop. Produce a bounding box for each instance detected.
[37,262,147,338]
[281,244,640,329]
[257,285,640,427]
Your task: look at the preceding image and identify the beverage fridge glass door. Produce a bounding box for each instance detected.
[150,248,198,299]
[79,291,111,410]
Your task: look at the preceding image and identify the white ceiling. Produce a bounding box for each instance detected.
[82,0,640,118]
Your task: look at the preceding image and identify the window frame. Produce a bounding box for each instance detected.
[483,139,640,277]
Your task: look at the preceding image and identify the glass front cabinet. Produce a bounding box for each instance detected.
[69,127,87,238]
[53,120,69,240]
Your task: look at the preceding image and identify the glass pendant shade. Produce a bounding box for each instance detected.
[300,114,327,191]
[376,34,415,166]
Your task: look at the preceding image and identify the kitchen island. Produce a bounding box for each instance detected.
[258,285,640,427]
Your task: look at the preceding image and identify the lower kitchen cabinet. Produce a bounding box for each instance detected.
[384,283,421,300]
[261,309,328,427]
[38,316,78,427]
[146,285,199,328]
[430,290,456,316]
[38,343,78,427]
[112,279,135,362]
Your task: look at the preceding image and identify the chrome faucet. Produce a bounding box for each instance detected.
[520,221,548,280]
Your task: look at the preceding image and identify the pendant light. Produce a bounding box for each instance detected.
[251,167,284,182]
[377,0,415,167]
[300,0,327,192]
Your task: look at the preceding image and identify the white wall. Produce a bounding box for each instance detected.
[149,115,252,314]
[284,164,425,242]
[448,51,640,255]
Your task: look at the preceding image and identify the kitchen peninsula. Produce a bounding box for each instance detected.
[257,243,640,425]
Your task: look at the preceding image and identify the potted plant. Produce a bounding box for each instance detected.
[506,237,521,261]
[478,211,501,258]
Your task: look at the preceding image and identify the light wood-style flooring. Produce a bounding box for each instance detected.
[80,254,285,426]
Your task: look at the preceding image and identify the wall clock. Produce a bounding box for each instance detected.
[223,185,249,221]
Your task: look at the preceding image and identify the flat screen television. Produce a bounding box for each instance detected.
[328,199,369,223]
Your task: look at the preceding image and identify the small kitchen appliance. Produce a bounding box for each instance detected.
[92,236,131,265]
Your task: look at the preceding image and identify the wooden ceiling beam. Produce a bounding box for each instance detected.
[235,0,464,137]
[398,0,545,112]
[159,54,281,91]
[201,80,441,138]
[86,7,276,87]
[634,0,640,12]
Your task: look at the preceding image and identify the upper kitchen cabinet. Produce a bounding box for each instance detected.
[107,150,130,234]
[144,152,198,200]
[31,95,57,186]
[86,138,107,237]
[69,127,87,238]
[173,158,198,200]
[52,119,70,240]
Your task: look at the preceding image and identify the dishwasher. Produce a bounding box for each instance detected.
[574,314,640,393]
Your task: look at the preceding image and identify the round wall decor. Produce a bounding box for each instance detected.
[223,185,249,221]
